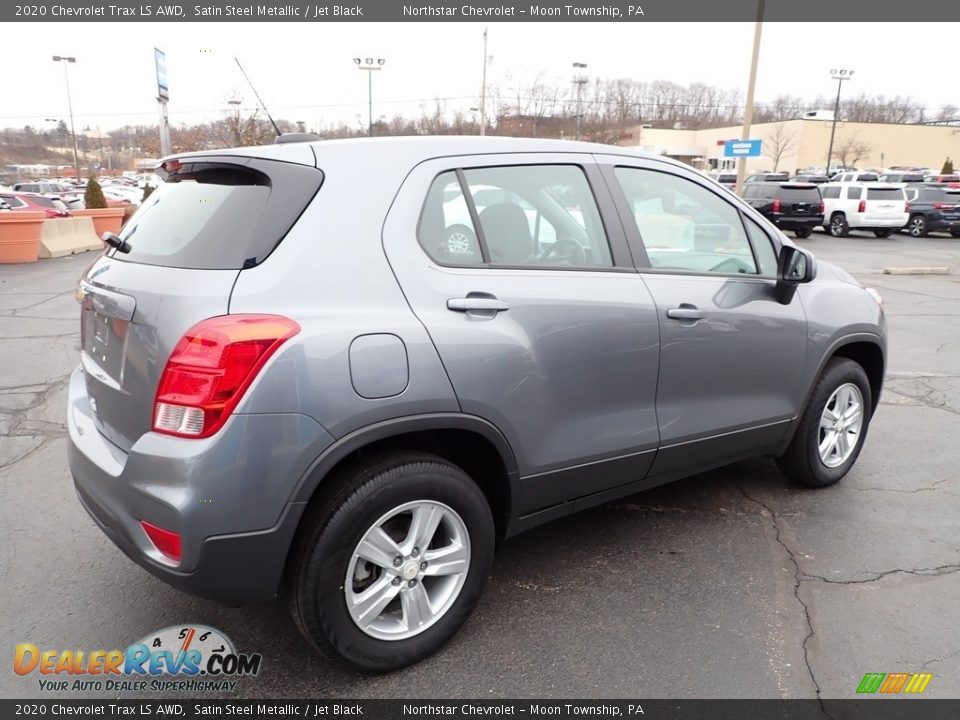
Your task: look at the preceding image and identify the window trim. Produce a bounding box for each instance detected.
[415,162,628,273]
[606,163,776,280]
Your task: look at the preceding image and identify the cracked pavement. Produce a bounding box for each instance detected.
[1,233,959,700]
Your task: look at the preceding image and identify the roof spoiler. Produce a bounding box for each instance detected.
[275,132,321,144]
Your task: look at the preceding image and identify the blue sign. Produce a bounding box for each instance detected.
[724,139,762,157]
[154,48,169,102]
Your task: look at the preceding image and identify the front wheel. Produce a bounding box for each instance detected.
[287,453,495,672]
[777,358,873,488]
[873,229,895,238]
[794,227,813,239]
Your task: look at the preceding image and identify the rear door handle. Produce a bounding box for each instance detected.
[666,305,704,321]
[447,297,510,313]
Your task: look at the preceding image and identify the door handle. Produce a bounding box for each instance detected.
[666,305,704,321]
[447,297,510,313]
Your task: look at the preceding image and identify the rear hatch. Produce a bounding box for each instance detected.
[78,154,323,452]
[940,190,960,222]
[777,184,821,218]
[863,186,906,219]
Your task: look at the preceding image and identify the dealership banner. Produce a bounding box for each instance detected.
[4,700,960,719]
[4,0,960,22]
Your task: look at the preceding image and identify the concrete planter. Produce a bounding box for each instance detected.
[73,207,125,238]
[0,211,45,264]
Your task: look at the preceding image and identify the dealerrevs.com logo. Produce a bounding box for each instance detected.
[14,625,262,693]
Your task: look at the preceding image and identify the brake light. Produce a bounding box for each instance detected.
[772,198,781,213]
[905,202,910,212]
[153,315,300,438]
[858,199,866,213]
[819,201,825,214]
[932,202,956,210]
[140,520,181,563]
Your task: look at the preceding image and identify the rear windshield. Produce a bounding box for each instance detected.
[866,188,903,200]
[777,187,821,202]
[110,158,323,270]
[29,195,68,211]
[856,173,879,182]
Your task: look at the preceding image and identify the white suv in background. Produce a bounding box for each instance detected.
[820,183,909,237]
[831,171,881,183]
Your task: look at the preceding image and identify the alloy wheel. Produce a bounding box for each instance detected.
[345,500,470,641]
[818,383,864,468]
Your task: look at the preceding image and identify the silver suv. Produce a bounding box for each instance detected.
[68,137,886,672]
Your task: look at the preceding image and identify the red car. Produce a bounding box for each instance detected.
[924,174,960,188]
[0,192,71,218]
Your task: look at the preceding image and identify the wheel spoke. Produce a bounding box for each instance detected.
[842,402,861,423]
[349,575,400,626]
[401,583,434,632]
[355,527,402,570]
[819,430,837,457]
[404,504,445,554]
[835,430,848,458]
[422,543,469,577]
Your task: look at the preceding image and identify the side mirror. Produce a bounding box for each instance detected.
[775,245,816,304]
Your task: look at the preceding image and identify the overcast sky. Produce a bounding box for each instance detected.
[3,22,958,134]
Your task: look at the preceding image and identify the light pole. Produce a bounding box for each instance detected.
[826,68,854,175]
[572,62,588,140]
[52,55,81,182]
[479,27,489,136]
[734,0,765,196]
[354,57,385,137]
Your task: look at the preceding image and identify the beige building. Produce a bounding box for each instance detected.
[619,118,960,175]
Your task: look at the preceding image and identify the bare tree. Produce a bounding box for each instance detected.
[762,122,798,171]
[834,135,872,168]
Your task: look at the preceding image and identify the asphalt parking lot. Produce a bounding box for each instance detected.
[1,230,958,700]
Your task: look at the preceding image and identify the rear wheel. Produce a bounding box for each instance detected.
[287,453,495,672]
[777,358,872,488]
[907,214,929,238]
[794,227,813,239]
[829,213,849,237]
[873,229,895,238]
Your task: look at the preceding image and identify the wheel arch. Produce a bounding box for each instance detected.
[290,414,520,545]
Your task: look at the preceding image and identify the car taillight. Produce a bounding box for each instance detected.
[858,199,866,213]
[140,520,181,563]
[819,201,825,214]
[153,315,300,439]
[772,198,781,213]
[932,202,956,210]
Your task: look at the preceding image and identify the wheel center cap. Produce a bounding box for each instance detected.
[401,560,419,581]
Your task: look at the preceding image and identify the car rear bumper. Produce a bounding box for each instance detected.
[776,216,823,229]
[929,217,960,231]
[67,365,333,603]
[859,214,909,229]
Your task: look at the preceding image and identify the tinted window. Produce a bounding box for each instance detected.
[857,174,879,182]
[419,171,483,265]
[866,188,904,200]
[845,186,860,200]
[779,187,821,202]
[615,167,758,275]
[822,186,841,199]
[111,161,322,270]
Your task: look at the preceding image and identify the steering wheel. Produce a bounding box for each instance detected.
[541,238,586,266]
[709,257,754,274]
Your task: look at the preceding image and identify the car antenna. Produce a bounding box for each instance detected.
[234,57,282,138]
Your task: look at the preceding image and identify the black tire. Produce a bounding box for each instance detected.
[794,227,813,239]
[828,213,849,237]
[907,214,929,238]
[287,452,495,673]
[873,229,895,238]
[777,358,873,488]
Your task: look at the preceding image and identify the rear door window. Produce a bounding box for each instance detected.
[822,186,841,199]
[111,159,323,270]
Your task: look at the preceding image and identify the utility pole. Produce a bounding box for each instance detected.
[479,27,489,136]
[734,0,764,196]
[572,62,588,141]
[52,56,81,182]
[826,69,854,175]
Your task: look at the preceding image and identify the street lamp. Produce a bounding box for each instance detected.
[354,57,385,137]
[572,62,588,140]
[826,68,854,176]
[52,55,81,182]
